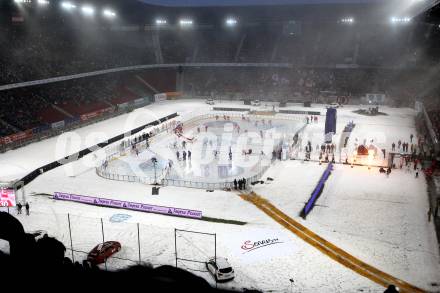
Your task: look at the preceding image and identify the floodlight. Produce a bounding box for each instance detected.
[103,9,116,18]
[341,18,354,23]
[156,19,167,25]
[61,1,76,10]
[37,0,50,5]
[226,18,237,26]
[81,5,95,16]
[390,17,411,23]
[179,19,193,26]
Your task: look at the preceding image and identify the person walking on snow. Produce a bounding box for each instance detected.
[17,202,22,214]
[25,202,30,216]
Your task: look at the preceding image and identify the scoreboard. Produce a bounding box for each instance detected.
[0,188,16,207]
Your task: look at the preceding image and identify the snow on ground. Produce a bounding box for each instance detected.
[253,106,440,291]
[0,100,437,292]
[1,151,382,292]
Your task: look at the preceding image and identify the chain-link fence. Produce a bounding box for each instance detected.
[0,209,178,271]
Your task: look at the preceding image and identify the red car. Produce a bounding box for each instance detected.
[87,241,121,265]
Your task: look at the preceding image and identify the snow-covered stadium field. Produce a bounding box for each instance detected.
[1,99,439,292]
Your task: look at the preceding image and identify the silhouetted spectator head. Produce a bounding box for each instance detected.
[35,235,66,267]
[384,284,399,292]
[152,265,212,291]
[0,212,25,257]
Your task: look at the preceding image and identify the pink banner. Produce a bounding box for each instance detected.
[0,188,16,207]
[80,107,113,122]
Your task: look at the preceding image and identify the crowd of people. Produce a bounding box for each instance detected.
[0,25,156,86]
[1,10,438,142]
[183,66,430,106]
[1,15,439,86]
[0,74,157,138]
[428,110,440,139]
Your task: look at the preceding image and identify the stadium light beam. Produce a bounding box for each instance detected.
[61,1,76,10]
[81,5,95,16]
[103,9,116,18]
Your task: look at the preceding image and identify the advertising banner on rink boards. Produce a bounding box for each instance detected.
[51,120,65,129]
[80,107,114,122]
[53,192,203,219]
[154,93,167,102]
[366,93,386,104]
[0,188,16,207]
[0,130,33,145]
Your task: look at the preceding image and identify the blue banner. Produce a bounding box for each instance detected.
[325,108,337,134]
[301,163,333,219]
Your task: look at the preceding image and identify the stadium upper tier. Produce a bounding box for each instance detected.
[0,21,439,86]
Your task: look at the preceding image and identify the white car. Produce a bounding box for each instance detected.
[251,100,261,106]
[205,98,215,105]
[206,257,235,282]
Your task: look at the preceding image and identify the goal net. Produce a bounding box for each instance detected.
[174,229,216,273]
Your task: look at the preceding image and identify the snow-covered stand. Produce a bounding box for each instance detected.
[15,113,178,189]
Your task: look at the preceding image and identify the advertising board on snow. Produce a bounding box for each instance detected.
[53,192,202,219]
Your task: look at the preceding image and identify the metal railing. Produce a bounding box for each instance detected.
[97,160,272,190]
[162,178,234,190]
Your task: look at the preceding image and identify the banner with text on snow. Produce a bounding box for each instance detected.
[53,192,202,219]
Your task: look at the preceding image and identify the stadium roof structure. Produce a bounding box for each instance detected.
[138,0,388,6]
[1,0,438,26]
[135,0,439,24]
